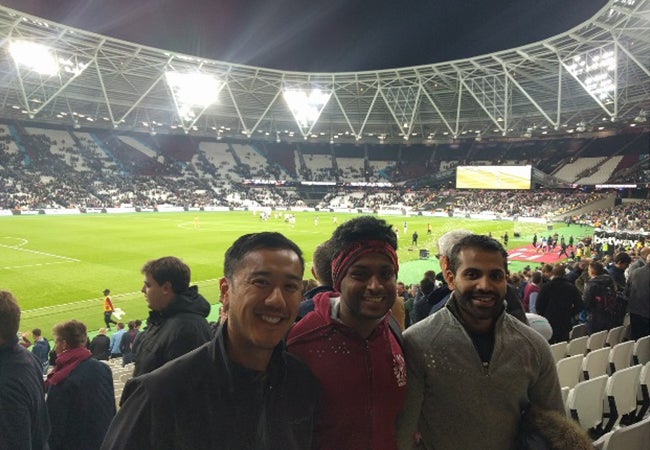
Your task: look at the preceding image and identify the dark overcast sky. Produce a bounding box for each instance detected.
[2,0,609,72]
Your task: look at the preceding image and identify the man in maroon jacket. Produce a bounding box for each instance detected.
[288,216,406,450]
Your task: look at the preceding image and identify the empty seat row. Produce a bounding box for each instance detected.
[556,340,643,388]
[551,334,649,366]
[566,363,649,441]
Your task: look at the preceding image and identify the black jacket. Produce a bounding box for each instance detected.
[134,285,211,377]
[583,274,619,333]
[46,357,115,450]
[0,338,50,450]
[536,276,582,343]
[101,323,320,450]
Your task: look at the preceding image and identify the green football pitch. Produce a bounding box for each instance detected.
[0,211,591,335]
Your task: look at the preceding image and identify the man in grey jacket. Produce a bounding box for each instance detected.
[397,234,563,450]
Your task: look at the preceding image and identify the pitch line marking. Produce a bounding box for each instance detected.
[0,237,80,262]
[2,260,77,270]
[22,278,221,314]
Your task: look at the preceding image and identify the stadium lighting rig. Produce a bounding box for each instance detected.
[9,40,86,76]
[565,47,617,102]
[282,88,331,138]
[165,71,222,123]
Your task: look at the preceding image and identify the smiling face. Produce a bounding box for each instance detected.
[447,247,507,334]
[220,247,304,370]
[338,252,397,336]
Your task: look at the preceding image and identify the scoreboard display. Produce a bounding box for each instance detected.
[456,165,532,190]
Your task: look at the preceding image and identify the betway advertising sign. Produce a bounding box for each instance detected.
[592,229,647,250]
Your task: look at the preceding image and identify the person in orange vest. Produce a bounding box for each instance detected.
[103,289,117,330]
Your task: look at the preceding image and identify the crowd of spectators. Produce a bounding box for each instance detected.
[1,126,648,230]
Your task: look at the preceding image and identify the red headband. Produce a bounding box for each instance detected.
[331,240,399,292]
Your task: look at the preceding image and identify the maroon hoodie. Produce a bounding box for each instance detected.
[287,291,406,450]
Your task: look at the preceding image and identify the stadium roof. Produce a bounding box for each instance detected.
[0,0,648,144]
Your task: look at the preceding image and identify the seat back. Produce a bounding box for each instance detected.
[633,335,650,365]
[550,341,568,364]
[609,341,634,374]
[582,347,611,380]
[557,354,583,389]
[636,362,650,421]
[569,323,587,340]
[587,330,608,352]
[603,364,643,432]
[566,335,588,357]
[605,325,625,347]
[602,416,650,450]
[566,375,608,431]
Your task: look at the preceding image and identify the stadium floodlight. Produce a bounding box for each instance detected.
[165,71,222,121]
[9,40,59,76]
[565,47,616,102]
[283,88,331,133]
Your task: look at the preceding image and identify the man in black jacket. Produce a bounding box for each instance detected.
[133,256,211,377]
[0,290,51,449]
[536,264,582,343]
[101,232,319,450]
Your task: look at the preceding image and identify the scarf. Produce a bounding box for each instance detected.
[331,240,399,292]
[45,346,92,387]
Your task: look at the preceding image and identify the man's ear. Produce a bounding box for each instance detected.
[219,277,230,312]
[446,267,456,291]
[441,256,454,286]
[310,266,318,282]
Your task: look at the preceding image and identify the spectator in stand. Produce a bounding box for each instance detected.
[296,240,334,321]
[30,327,51,375]
[536,264,583,343]
[523,271,542,313]
[101,232,319,449]
[625,252,650,340]
[109,322,125,359]
[412,230,472,323]
[120,321,139,366]
[606,252,632,291]
[288,216,406,450]
[0,291,51,449]
[89,327,110,361]
[133,256,211,377]
[46,319,115,450]
[583,261,620,334]
[397,235,568,450]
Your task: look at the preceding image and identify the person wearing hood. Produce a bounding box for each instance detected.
[133,256,211,377]
[288,216,406,450]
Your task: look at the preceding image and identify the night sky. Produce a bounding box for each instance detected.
[2,0,609,72]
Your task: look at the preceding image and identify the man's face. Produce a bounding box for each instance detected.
[448,247,507,327]
[221,248,303,358]
[396,283,406,295]
[339,252,397,323]
[141,273,173,312]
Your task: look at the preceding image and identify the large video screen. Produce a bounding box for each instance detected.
[456,165,532,190]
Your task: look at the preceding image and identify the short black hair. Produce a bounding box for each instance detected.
[613,252,632,265]
[448,234,508,274]
[329,216,397,257]
[223,232,304,279]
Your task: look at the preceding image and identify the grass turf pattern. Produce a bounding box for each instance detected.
[0,211,592,334]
